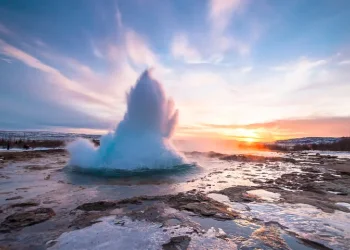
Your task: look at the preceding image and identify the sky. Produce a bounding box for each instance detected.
[0,0,350,142]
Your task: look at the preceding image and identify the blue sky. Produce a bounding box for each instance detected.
[1,0,350,140]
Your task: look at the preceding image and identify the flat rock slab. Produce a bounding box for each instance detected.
[10,201,39,208]
[76,201,118,211]
[166,192,239,220]
[0,207,55,232]
[5,196,23,201]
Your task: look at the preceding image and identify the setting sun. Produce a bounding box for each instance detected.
[243,137,256,143]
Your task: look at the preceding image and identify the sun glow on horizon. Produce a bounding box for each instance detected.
[241,137,256,143]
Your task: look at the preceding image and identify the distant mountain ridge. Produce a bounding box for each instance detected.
[0,130,101,141]
[275,137,341,145]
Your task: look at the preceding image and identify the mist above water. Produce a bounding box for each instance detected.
[68,70,186,170]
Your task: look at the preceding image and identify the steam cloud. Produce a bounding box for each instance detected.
[67,70,186,170]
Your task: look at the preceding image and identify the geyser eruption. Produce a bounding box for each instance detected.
[68,70,186,170]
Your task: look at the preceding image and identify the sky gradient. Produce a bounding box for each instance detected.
[0,0,350,141]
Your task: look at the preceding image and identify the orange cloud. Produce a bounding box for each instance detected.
[176,116,350,142]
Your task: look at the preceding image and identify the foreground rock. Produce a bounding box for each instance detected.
[10,201,39,208]
[76,201,118,211]
[166,192,239,220]
[162,236,191,250]
[217,180,350,213]
[0,207,55,232]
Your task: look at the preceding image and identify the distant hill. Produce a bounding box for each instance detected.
[275,137,340,146]
[268,137,350,151]
[0,130,101,141]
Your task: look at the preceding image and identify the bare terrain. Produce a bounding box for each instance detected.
[0,149,350,249]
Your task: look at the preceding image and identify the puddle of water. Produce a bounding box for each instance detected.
[191,216,257,238]
[234,202,350,249]
[191,215,316,250]
[49,216,238,250]
[208,192,350,249]
[246,189,281,202]
[1,151,309,206]
[208,193,231,204]
[282,234,318,250]
[336,202,350,210]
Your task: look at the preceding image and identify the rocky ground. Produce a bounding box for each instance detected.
[0,149,350,249]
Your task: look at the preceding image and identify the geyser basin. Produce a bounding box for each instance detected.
[67,70,186,171]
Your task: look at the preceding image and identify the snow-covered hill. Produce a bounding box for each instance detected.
[275,137,340,145]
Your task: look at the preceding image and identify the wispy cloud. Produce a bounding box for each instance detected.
[125,30,157,66]
[271,58,327,72]
[0,57,12,63]
[0,39,113,109]
[0,22,13,36]
[239,66,252,73]
[339,60,350,65]
[171,34,202,63]
[209,0,241,33]
[0,0,349,136]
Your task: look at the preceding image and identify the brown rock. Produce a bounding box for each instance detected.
[0,208,55,232]
[10,201,39,208]
[76,201,118,211]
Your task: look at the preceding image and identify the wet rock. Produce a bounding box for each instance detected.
[163,218,181,227]
[207,151,226,158]
[219,154,297,164]
[340,171,350,176]
[46,240,58,248]
[252,226,289,250]
[24,165,51,171]
[300,183,326,194]
[10,201,39,208]
[162,236,191,250]
[216,186,259,203]
[0,174,10,179]
[301,167,321,173]
[70,212,104,229]
[322,173,338,181]
[76,201,118,211]
[297,237,332,250]
[268,187,349,213]
[274,172,320,190]
[187,189,197,193]
[209,171,223,175]
[252,179,273,185]
[166,193,238,220]
[5,196,23,201]
[0,207,55,232]
[241,193,261,202]
[181,203,216,216]
[126,205,165,223]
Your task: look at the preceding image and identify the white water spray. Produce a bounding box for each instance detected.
[67,70,186,170]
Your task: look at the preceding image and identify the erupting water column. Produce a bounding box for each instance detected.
[67,70,186,170]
